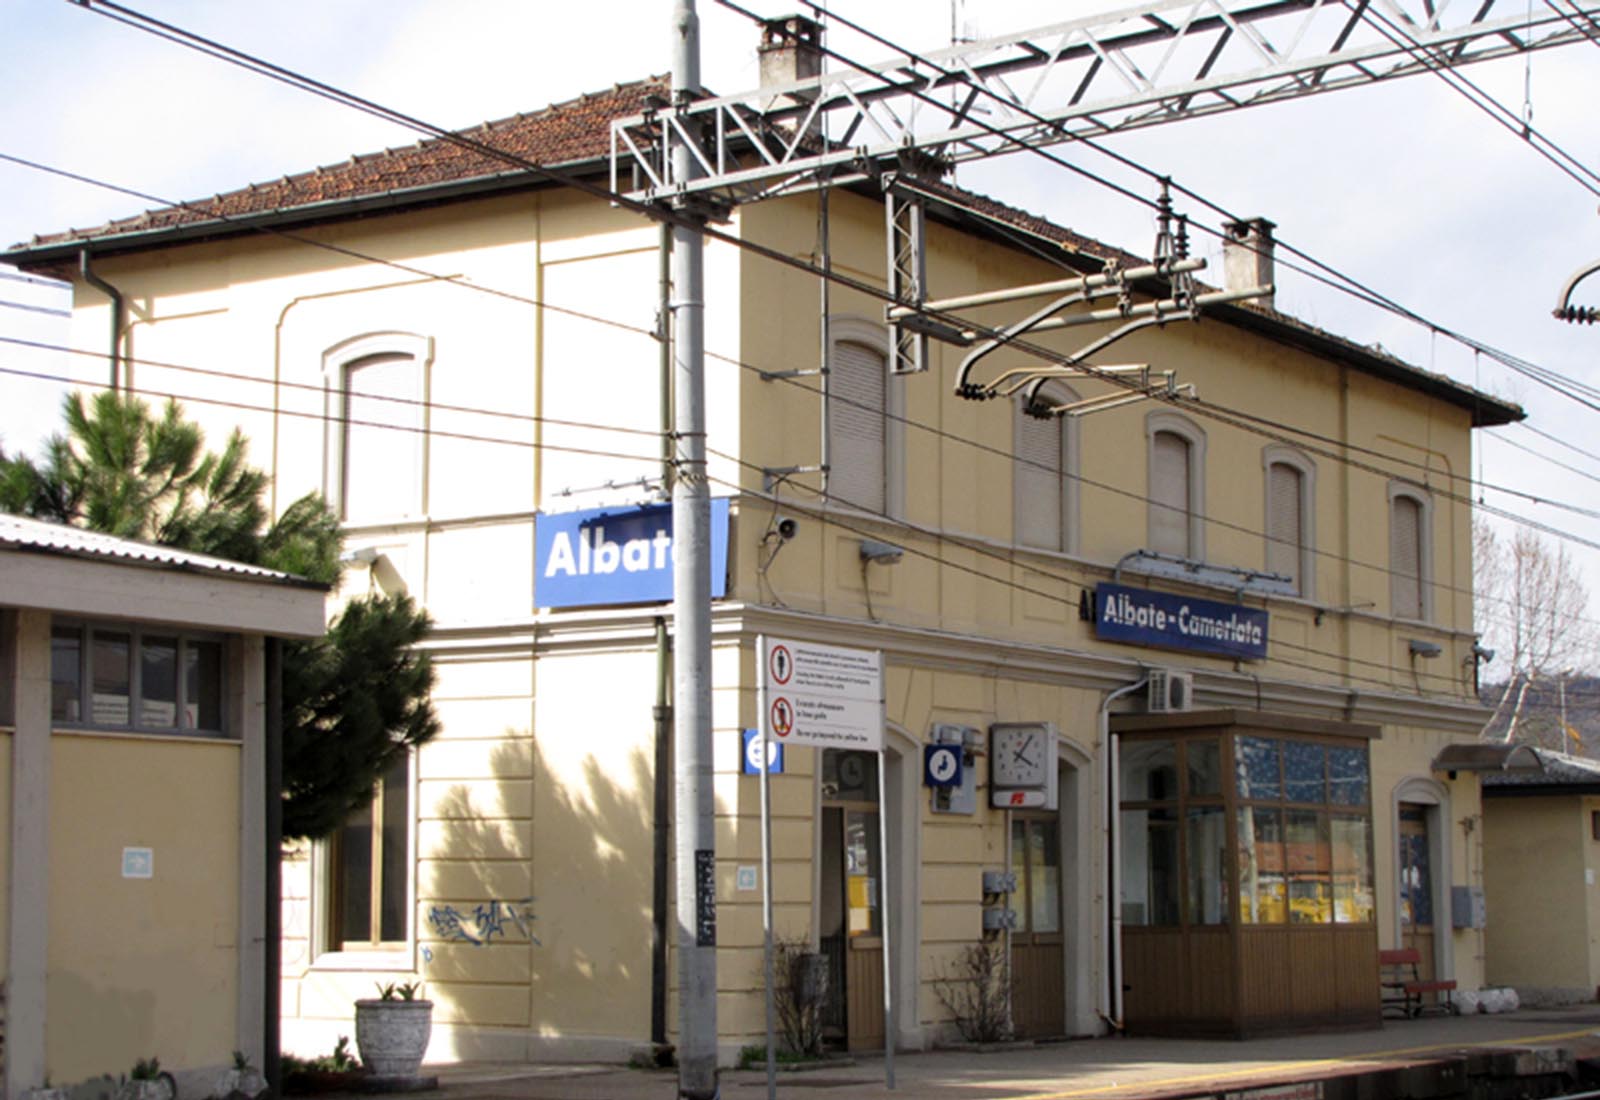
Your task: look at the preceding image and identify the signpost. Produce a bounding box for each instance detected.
[756,636,892,1092]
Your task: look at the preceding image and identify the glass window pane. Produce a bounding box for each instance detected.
[379,756,411,943]
[1283,741,1326,803]
[1120,807,1179,926]
[1186,806,1228,925]
[1327,746,1369,806]
[140,636,178,728]
[184,640,223,731]
[1029,819,1061,933]
[91,631,131,726]
[1400,812,1433,928]
[1331,815,1374,923]
[1121,739,1178,802]
[1285,810,1331,923]
[1186,738,1221,798]
[1238,807,1286,923]
[335,801,373,945]
[51,627,81,722]
[844,809,882,937]
[1236,736,1281,800]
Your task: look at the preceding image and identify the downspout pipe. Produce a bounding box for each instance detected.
[78,249,124,392]
[1101,674,1149,1032]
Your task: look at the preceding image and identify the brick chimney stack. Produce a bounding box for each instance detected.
[759,15,824,88]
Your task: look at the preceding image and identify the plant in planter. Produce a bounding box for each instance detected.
[281,1037,365,1096]
[354,981,433,1078]
[214,1051,267,1100]
[120,1058,176,1100]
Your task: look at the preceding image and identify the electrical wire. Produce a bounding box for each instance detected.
[17,4,1600,615]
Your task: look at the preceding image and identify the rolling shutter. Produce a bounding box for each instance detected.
[1266,462,1303,591]
[829,340,887,513]
[1150,431,1190,556]
[1016,407,1064,550]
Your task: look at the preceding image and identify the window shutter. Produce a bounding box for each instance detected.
[828,340,887,513]
[1015,406,1064,550]
[1266,462,1303,590]
[1150,431,1190,556]
[1391,495,1423,618]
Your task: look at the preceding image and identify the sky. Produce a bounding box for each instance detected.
[2,0,1598,647]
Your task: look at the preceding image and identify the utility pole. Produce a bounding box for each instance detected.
[670,2,717,1097]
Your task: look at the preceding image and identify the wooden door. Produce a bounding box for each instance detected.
[1398,804,1435,979]
[1011,814,1066,1038]
[818,751,885,1052]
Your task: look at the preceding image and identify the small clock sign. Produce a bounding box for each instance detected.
[989,722,1058,810]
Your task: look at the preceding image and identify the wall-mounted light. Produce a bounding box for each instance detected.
[340,545,382,568]
[859,538,903,565]
[1408,639,1442,659]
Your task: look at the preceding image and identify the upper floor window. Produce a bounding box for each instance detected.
[827,322,897,515]
[323,333,433,524]
[51,620,225,736]
[1146,413,1206,560]
[1014,386,1078,553]
[1389,483,1432,621]
[1263,447,1317,598]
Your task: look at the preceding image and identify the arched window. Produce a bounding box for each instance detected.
[827,320,900,516]
[1389,483,1432,621]
[1146,412,1207,560]
[1263,446,1317,598]
[323,333,433,523]
[1014,384,1079,553]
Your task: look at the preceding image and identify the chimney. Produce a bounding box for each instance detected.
[1222,217,1276,311]
[759,15,824,89]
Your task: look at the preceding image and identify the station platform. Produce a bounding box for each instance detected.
[411,1004,1600,1099]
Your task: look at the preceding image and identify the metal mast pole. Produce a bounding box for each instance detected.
[671,2,717,1097]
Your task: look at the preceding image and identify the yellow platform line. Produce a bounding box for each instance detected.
[1005,1026,1600,1100]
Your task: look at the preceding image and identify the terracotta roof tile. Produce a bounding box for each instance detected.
[20,77,671,249]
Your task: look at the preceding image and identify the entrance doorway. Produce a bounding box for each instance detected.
[1398,803,1435,979]
[818,750,884,1051]
[1010,812,1065,1038]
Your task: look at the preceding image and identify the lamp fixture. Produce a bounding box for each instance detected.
[1408,639,1442,659]
[859,538,904,565]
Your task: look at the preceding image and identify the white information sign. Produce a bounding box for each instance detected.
[759,638,883,751]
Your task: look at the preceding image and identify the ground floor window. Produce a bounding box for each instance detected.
[329,753,412,949]
[50,620,224,736]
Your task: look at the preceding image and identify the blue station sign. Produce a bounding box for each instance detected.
[1094,582,1269,660]
[535,498,729,609]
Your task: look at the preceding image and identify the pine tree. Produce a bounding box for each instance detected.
[0,392,438,840]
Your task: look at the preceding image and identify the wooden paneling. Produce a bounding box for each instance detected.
[847,941,884,1051]
[1184,928,1236,1022]
[1013,940,1065,1038]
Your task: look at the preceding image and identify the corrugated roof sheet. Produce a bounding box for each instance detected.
[0,513,321,587]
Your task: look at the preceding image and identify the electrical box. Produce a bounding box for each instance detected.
[982,870,1017,896]
[981,908,1018,931]
[1452,885,1486,929]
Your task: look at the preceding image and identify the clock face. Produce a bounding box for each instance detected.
[992,726,1047,789]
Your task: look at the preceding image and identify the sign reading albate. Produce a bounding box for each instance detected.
[534,499,729,609]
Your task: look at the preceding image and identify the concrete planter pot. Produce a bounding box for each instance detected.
[354,999,433,1077]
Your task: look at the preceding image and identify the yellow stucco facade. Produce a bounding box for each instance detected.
[12,158,1508,1059]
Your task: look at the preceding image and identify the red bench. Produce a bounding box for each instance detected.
[1379,947,1456,1017]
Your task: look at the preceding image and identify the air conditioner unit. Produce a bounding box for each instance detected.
[1147,669,1194,713]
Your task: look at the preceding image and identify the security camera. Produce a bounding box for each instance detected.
[775,516,799,541]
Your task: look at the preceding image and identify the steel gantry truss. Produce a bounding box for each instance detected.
[619,0,1600,414]
[613,0,1600,208]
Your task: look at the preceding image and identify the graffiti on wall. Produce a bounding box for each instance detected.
[427,898,540,948]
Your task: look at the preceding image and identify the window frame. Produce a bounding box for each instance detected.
[1145,411,1207,561]
[322,332,434,524]
[310,749,419,970]
[1261,445,1317,600]
[1013,383,1080,555]
[825,317,903,519]
[49,618,228,738]
[1387,481,1434,622]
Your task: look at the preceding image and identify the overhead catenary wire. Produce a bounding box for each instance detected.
[17,4,1600,612]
